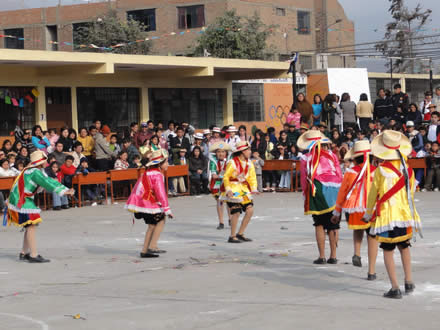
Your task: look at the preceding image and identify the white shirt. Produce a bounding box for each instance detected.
[227,135,241,150]
[0,166,19,177]
[428,124,438,142]
[420,100,432,115]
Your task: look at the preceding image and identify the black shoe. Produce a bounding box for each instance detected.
[19,253,30,261]
[405,282,415,294]
[367,273,377,281]
[61,205,69,209]
[313,258,327,264]
[228,237,242,243]
[383,288,402,299]
[352,255,362,267]
[236,234,253,242]
[140,252,159,258]
[28,255,50,263]
[217,223,225,230]
[53,206,61,211]
[148,249,167,254]
[327,258,338,264]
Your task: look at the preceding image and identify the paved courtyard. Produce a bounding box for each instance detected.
[1,192,440,330]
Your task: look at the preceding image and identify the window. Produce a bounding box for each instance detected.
[127,8,156,32]
[299,55,313,70]
[233,83,264,122]
[297,11,311,35]
[178,5,205,29]
[77,88,140,130]
[46,25,58,51]
[149,88,223,129]
[4,28,24,49]
[0,87,35,135]
[276,8,286,16]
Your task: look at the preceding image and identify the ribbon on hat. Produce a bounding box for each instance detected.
[306,138,322,197]
[346,150,371,208]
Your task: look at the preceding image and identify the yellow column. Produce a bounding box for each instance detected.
[36,85,47,130]
[71,87,78,131]
[140,87,149,122]
[223,82,234,125]
[400,77,406,93]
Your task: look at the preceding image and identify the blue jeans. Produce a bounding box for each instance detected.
[279,171,290,189]
[53,192,68,207]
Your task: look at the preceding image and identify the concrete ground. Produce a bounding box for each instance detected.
[1,192,440,330]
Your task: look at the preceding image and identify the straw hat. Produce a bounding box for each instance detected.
[29,150,47,167]
[209,141,231,153]
[371,130,412,160]
[300,123,309,131]
[297,130,331,150]
[212,127,221,133]
[234,141,251,153]
[194,132,204,140]
[227,126,238,132]
[203,129,211,135]
[146,149,168,167]
[344,140,371,160]
[319,122,328,128]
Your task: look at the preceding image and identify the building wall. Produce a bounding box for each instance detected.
[0,0,354,65]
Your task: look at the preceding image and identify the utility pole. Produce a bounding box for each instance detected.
[288,53,299,109]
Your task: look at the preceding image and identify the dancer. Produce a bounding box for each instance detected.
[298,130,342,264]
[331,140,378,280]
[208,141,231,230]
[6,150,74,263]
[362,130,422,299]
[222,141,258,243]
[126,149,173,258]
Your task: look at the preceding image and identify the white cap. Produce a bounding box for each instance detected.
[194,132,204,140]
[406,121,415,127]
[203,129,211,135]
[227,126,237,132]
[212,127,221,133]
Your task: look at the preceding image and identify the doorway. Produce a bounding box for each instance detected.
[45,87,72,130]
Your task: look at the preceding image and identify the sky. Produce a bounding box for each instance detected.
[1,0,438,71]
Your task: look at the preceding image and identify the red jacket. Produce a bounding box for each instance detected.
[60,164,77,177]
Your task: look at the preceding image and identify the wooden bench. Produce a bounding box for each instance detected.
[0,176,15,191]
[72,172,108,207]
[165,165,190,196]
[262,160,299,192]
[408,158,427,177]
[108,169,139,204]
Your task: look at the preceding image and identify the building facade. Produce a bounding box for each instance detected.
[0,0,355,70]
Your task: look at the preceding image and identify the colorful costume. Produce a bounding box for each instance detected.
[125,168,171,223]
[7,168,69,227]
[221,156,258,205]
[209,155,227,198]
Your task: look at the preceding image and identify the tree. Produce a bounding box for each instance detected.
[193,10,273,59]
[73,10,151,55]
[375,0,432,74]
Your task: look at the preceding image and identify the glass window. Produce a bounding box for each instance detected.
[0,87,35,135]
[127,8,156,31]
[4,28,24,49]
[177,5,205,29]
[276,8,286,16]
[297,11,311,35]
[233,83,264,122]
[299,55,313,70]
[149,88,223,128]
[77,88,139,131]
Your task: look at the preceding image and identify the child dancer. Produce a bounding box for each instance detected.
[6,150,74,263]
[362,130,422,299]
[222,141,258,243]
[331,140,378,280]
[298,130,342,264]
[208,142,231,230]
[126,149,173,258]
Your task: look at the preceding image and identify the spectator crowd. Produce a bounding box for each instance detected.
[1,84,440,211]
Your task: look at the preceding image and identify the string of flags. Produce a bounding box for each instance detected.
[0,88,39,108]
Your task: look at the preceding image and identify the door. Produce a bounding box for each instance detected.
[45,87,72,130]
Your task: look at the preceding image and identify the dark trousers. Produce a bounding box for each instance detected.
[96,159,111,171]
[359,118,371,131]
[424,167,440,190]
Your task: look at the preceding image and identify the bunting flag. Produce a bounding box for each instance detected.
[0,87,38,107]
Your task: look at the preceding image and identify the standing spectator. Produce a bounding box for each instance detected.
[57,127,73,152]
[286,124,300,146]
[333,95,343,132]
[297,93,313,126]
[422,142,440,192]
[121,138,140,165]
[164,121,176,144]
[45,161,69,210]
[250,130,266,157]
[128,122,139,141]
[77,127,95,162]
[68,129,78,146]
[391,83,409,115]
[93,119,102,132]
[49,142,66,166]
[374,88,394,122]
[135,122,155,148]
[172,148,188,195]
[109,134,121,154]
[209,127,223,146]
[424,104,437,122]
[405,121,424,152]
[262,134,277,192]
[273,131,290,190]
[31,125,50,154]
[170,127,191,158]
[427,111,440,143]
[238,125,253,143]
[114,151,130,170]
[340,93,357,130]
[287,106,302,129]
[312,94,323,126]
[226,126,240,150]
[322,94,337,128]
[251,151,265,193]
[433,87,440,108]
[182,121,195,145]
[94,125,117,171]
[356,93,374,131]
[16,128,35,154]
[189,146,209,195]
[420,91,434,115]
[71,142,86,168]
[406,103,423,127]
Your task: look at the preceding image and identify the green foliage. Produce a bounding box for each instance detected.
[193,10,273,59]
[375,0,432,73]
[73,9,151,55]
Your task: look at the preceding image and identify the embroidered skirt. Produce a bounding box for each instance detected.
[8,209,42,227]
